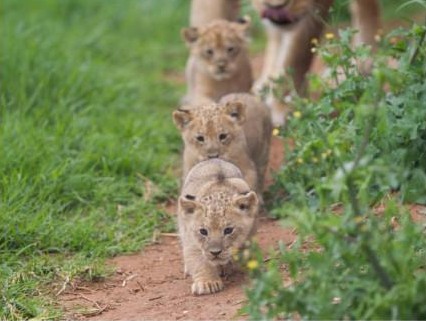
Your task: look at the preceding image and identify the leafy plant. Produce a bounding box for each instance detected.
[245,21,426,320]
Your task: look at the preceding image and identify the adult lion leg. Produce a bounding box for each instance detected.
[190,0,240,27]
[281,2,333,94]
[268,5,332,126]
[256,1,333,126]
[350,0,381,73]
[253,21,284,94]
[350,0,381,49]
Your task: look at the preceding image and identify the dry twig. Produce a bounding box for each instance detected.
[56,276,70,296]
[122,273,139,287]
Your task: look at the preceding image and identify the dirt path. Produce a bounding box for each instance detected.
[60,218,295,320]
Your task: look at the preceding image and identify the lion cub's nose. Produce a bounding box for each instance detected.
[210,250,222,256]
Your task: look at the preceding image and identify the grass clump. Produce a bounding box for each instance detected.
[1,0,188,318]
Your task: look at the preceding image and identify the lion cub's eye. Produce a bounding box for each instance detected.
[227,46,236,54]
[205,48,214,57]
[199,228,208,236]
[223,227,234,235]
[218,133,228,142]
[239,204,248,211]
[196,135,205,143]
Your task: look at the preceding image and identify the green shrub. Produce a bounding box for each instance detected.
[245,22,426,320]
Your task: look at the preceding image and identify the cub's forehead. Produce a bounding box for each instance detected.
[198,22,243,46]
[200,191,233,218]
[191,104,228,126]
[193,104,219,117]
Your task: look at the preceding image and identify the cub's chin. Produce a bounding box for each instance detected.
[205,255,231,266]
[209,258,231,266]
[212,72,232,81]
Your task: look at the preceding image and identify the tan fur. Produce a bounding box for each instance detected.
[190,0,240,27]
[252,0,381,126]
[181,19,253,105]
[173,93,272,196]
[178,159,259,295]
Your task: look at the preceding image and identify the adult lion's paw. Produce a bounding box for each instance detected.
[191,279,224,295]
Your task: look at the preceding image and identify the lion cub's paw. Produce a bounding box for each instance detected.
[191,279,224,295]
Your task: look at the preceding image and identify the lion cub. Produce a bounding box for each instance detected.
[178,158,259,295]
[173,93,272,196]
[181,19,253,105]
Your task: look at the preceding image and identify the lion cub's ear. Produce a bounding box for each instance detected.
[181,27,199,44]
[233,191,258,217]
[235,15,251,37]
[173,109,192,130]
[178,195,203,216]
[224,101,246,124]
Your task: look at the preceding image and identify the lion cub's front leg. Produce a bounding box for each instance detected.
[191,263,224,295]
[184,248,224,295]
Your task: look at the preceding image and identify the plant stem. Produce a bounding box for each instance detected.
[344,99,394,290]
[363,244,394,290]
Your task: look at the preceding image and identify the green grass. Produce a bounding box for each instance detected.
[1,0,188,318]
[0,0,422,319]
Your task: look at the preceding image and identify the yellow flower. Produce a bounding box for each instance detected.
[272,128,280,136]
[310,37,318,45]
[354,216,363,224]
[325,32,334,40]
[297,158,304,164]
[293,111,302,119]
[247,260,259,270]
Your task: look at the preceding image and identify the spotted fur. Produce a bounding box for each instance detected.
[178,159,259,295]
[173,93,272,196]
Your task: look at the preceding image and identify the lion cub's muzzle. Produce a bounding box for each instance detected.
[213,61,232,79]
[204,247,230,265]
[210,249,222,257]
